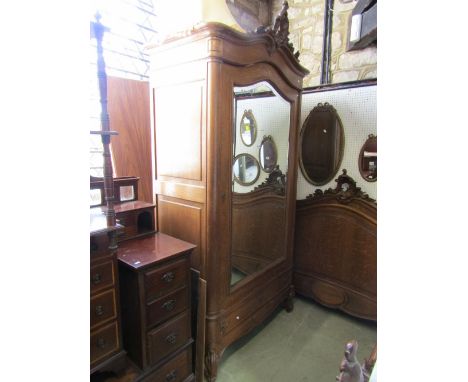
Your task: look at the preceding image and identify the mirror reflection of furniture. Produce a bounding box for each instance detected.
[259,135,278,173]
[232,153,260,186]
[299,102,344,186]
[358,134,377,182]
[239,109,257,146]
[148,4,308,380]
[90,176,139,206]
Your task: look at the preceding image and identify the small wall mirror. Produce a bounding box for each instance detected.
[239,110,257,146]
[120,185,135,202]
[259,135,278,173]
[299,102,344,186]
[233,153,260,186]
[358,134,377,182]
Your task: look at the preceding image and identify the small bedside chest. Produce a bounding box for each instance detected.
[117,233,196,381]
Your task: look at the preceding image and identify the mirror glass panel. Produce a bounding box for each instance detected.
[358,134,377,182]
[230,81,290,287]
[239,110,257,146]
[299,102,344,186]
[233,154,260,186]
[259,135,278,173]
[120,185,135,201]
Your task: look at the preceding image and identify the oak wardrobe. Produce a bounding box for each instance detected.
[147,21,308,381]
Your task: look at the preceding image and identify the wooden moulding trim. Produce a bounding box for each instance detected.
[303,79,377,94]
[155,180,206,204]
[296,202,376,225]
[294,269,376,301]
[146,22,309,77]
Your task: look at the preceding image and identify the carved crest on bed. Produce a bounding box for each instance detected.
[305,169,376,205]
[253,165,286,195]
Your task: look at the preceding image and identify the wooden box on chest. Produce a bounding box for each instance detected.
[117,233,196,381]
[147,15,309,381]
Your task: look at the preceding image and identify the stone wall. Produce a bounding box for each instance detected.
[272,0,377,87]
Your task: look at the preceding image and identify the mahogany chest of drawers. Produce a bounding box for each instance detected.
[118,233,196,382]
[90,211,126,374]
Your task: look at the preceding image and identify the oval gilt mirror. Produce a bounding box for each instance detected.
[233,153,260,186]
[239,109,257,146]
[299,102,344,186]
[259,135,278,173]
[358,134,377,182]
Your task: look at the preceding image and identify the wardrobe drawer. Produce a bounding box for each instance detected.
[147,310,191,367]
[90,260,115,294]
[90,321,119,365]
[146,287,188,329]
[142,347,192,382]
[144,258,188,302]
[90,289,117,329]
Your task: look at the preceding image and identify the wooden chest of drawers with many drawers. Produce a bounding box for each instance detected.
[90,211,126,374]
[118,233,196,382]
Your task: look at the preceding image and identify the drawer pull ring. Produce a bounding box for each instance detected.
[162,299,175,311]
[162,271,175,283]
[97,338,106,349]
[95,305,104,316]
[165,370,177,382]
[92,273,102,284]
[165,333,177,344]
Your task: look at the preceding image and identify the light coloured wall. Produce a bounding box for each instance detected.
[297,84,377,200]
[272,0,377,86]
[233,92,291,193]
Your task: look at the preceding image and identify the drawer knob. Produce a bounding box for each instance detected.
[92,273,102,284]
[162,271,175,283]
[165,333,177,344]
[162,299,175,311]
[95,305,104,316]
[165,370,177,382]
[97,338,106,349]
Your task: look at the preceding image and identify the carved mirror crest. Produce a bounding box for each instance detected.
[232,153,260,186]
[358,134,377,182]
[259,135,278,173]
[299,102,345,186]
[239,109,257,146]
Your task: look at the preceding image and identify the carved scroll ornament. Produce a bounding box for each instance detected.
[306,169,376,204]
[254,1,300,58]
[253,165,286,195]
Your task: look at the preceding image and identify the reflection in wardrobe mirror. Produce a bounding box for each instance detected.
[230,81,291,287]
[240,110,257,146]
[259,135,278,173]
[299,102,344,186]
[233,153,260,186]
[358,134,377,182]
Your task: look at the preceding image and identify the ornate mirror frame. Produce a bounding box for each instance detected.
[299,102,345,186]
[358,134,377,182]
[258,135,278,173]
[232,153,261,186]
[239,109,257,146]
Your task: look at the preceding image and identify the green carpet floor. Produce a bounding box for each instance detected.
[215,297,376,382]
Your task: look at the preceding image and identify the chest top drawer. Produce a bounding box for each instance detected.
[144,258,188,302]
[90,260,115,294]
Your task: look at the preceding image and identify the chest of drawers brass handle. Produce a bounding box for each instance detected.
[165,333,177,344]
[95,305,104,316]
[165,370,177,382]
[97,338,106,349]
[162,271,175,283]
[92,273,102,284]
[162,299,175,311]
